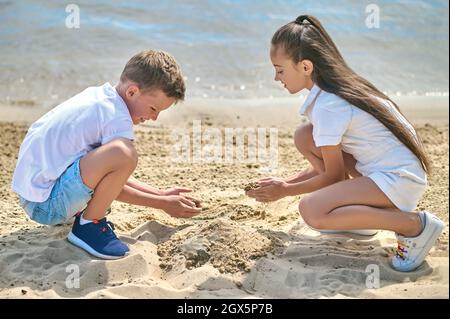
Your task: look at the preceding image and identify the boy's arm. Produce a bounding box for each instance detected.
[127,176,194,197]
[126,176,162,195]
[117,185,201,218]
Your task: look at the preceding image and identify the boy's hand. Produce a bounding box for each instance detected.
[160,195,202,218]
[181,195,202,208]
[245,177,288,202]
[160,187,192,196]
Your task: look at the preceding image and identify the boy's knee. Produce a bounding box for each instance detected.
[108,138,138,168]
[294,123,314,154]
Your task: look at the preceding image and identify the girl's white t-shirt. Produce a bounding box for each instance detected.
[12,82,134,202]
[299,84,426,185]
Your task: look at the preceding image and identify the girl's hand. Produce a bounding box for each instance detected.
[245,177,288,202]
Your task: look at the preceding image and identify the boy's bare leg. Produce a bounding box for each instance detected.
[79,138,137,220]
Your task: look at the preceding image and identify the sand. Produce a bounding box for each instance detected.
[0,101,448,299]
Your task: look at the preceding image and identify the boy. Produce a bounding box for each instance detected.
[12,50,201,260]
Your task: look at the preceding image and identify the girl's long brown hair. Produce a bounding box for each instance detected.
[272,15,431,174]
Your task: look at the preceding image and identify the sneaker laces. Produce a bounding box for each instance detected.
[93,218,117,240]
[395,239,409,260]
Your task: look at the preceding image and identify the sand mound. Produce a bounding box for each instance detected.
[158,218,274,273]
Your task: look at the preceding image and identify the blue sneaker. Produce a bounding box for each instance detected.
[67,213,129,259]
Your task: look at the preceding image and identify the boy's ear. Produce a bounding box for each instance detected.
[126,84,140,98]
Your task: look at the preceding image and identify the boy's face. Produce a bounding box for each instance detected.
[124,86,175,124]
[270,46,314,94]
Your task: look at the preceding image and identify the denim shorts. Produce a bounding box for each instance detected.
[19,159,94,225]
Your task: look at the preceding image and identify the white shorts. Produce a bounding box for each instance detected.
[368,171,427,212]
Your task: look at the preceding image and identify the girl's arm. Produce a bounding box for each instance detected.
[247,145,346,202]
[284,166,319,184]
[285,145,346,196]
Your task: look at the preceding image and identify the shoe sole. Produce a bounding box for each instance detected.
[314,228,378,236]
[67,231,128,260]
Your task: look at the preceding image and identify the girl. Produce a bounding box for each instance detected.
[246,15,445,272]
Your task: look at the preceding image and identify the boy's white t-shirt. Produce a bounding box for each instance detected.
[12,82,134,202]
[299,84,426,185]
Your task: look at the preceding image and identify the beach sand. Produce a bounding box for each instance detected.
[0,101,448,299]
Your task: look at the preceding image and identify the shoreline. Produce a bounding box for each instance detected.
[1,95,448,127]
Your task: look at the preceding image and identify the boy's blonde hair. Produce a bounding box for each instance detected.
[120,50,185,102]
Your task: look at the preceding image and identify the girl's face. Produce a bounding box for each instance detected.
[270,46,314,94]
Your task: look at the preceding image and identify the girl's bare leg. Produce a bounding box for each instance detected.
[293,123,422,236]
[298,177,422,237]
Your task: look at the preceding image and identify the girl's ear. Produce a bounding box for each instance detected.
[302,60,314,76]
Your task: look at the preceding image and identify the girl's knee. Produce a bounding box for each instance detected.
[298,195,327,229]
[294,123,314,154]
[298,195,313,222]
